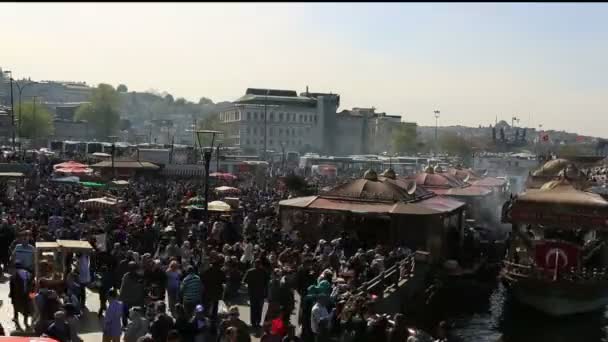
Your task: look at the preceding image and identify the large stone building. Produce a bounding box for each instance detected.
[219,88,409,156]
[219,88,340,154]
[334,107,408,155]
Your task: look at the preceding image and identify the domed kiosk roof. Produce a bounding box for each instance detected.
[279,169,465,216]
[325,169,430,202]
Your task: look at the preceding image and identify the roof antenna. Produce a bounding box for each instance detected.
[306,86,309,96]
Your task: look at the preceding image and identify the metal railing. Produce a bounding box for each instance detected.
[353,253,416,299]
[503,260,608,282]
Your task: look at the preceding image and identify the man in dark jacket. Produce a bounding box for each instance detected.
[150,301,175,342]
[242,260,269,329]
[202,262,225,321]
[119,262,146,327]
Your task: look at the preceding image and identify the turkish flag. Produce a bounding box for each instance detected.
[535,241,580,269]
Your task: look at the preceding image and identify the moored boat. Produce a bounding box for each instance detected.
[501,170,608,316]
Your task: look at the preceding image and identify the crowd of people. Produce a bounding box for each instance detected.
[0,155,448,342]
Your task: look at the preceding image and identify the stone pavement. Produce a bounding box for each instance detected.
[0,273,300,342]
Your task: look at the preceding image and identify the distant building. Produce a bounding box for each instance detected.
[146,119,176,145]
[0,107,12,144]
[334,107,409,155]
[51,119,91,141]
[219,88,405,156]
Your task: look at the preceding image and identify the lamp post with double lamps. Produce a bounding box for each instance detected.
[195,129,223,222]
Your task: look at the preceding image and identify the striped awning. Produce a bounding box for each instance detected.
[161,165,206,177]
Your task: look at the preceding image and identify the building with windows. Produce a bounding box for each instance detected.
[219,88,339,154]
[219,88,411,156]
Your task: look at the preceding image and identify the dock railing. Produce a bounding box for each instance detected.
[354,253,416,299]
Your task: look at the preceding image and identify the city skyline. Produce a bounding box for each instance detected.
[3,3,608,137]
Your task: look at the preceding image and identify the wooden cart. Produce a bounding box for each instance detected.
[34,240,94,291]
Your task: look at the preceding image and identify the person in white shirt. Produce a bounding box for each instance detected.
[310,295,331,342]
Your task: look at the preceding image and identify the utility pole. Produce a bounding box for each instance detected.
[434,110,440,154]
[14,80,37,140]
[195,130,222,222]
[216,143,222,173]
[263,89,269,161]
[32,96,38,147]
[109,135,118,180]
[7,72,15,151]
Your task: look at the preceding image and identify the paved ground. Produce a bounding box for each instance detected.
[0,273,300,341]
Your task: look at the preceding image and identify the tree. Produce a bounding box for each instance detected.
[175,97,187,106]
[198,97,214,105]
[195,113,223,147]
[164,94,174,103]
[75,83,121,138]
[438,132,473,163]
[391,123,418,154]
[117,84,128,93]
[15,101,54,139]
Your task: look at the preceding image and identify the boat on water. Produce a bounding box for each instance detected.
[500,165,608,316]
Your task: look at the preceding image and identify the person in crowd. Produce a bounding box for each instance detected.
[180,265,203,318]
[166,260,182,315]
[388,313,409,342]
[167,329,181,342]
[260,321,280,342]
[9,260,33,328]
[189,304,210,342]
[124,307,149,342]
[172,303,192,339]
[103,289,124,342]
[282,325,301,342]
[217,306,250,342]
[311,295,331,342]
[44,310,72,342]
[202,261,225,321]
[150,301,175,342]
[242,259,269,329]
[119,261,146,327]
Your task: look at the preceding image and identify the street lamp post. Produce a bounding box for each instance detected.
[434,110,441,152]
[5,71,15,151]
[216,143,222,173]
[280,142,286,175]
[195,130,222,222]
[108,135,118,180]
[31,96,38,147]
[263,89,269,161]
[14,80,37,140]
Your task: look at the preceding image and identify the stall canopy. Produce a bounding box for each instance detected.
[215,186,240,194]
[0,172,25,178]
[504,178,608,228]
[53,161,88,171]
[208,200,232,212]
[51,176,80,184]
[185,200,233,212]
[80,181,105,188]
[79,196,122,209]
[210,172,237,181]
[280,169,465,216]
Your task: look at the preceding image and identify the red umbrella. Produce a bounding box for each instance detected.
[55,166,93,175]
[210,172,237,181]
[53,160,88,171]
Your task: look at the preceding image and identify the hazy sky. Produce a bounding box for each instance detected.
[3,3,608,136]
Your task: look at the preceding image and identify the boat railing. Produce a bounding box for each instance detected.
[504,260,608,282]
[354,253,416,299]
